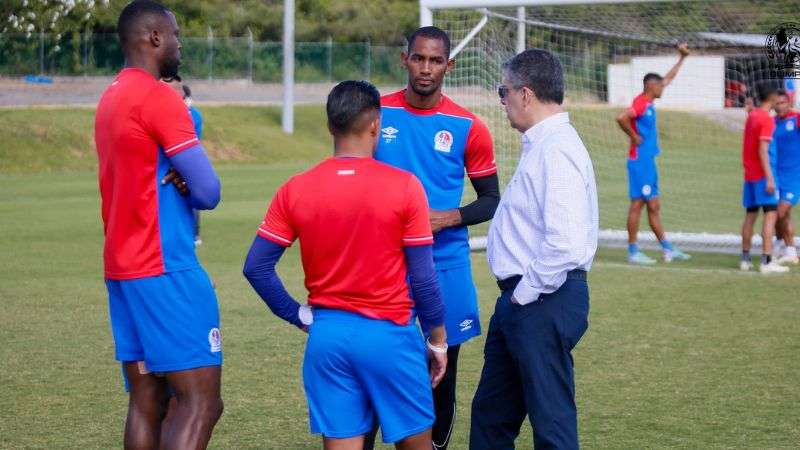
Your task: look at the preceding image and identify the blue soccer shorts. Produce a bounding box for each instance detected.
[627,157,659,201]
[778,178,800,206]
[743,178,780,209]
[106,267,222,384]
[417,264,481,346]
[303,309,434,444]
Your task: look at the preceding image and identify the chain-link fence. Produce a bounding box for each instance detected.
[0,32,407,85]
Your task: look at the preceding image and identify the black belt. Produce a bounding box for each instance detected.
[497,269,586,291]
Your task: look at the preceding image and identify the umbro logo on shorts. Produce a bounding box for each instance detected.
[459,319,473,332]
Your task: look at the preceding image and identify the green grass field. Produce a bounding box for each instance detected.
[1,106,799,449]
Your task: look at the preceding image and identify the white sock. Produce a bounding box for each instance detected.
[786,246,798,258]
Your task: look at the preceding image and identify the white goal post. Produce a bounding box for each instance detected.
[421,0,796,255]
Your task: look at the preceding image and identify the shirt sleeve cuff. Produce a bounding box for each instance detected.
[257,226,294,247]
[512,277,541,305]
[466,165,498,178]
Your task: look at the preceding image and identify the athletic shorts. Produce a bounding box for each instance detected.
[106,267,222,382]
[627,157,659,201]
[303,309,434,443]
[742,178,780,209]
[778,178,800,206]
[418,264,481,346]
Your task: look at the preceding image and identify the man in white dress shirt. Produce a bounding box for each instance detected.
[469,49,599,450]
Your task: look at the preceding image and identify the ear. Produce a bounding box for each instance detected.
[149,28,162,48]
[368,115,381,136]
[327,121,335,137]
[445,58,455,74]
[401,51,409,69]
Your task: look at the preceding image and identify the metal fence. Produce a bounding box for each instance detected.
[0,32,407,85]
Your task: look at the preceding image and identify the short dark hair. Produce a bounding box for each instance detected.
[326,80,381,135]
[182,84,192,98]
[503,49,564,105]
[117,0,170,47]
[757,82,782,102]
[407,26,451,59]
[643,72,663,86]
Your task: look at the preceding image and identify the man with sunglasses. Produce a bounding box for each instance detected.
[472,49,598,450]
[368,26,500,450]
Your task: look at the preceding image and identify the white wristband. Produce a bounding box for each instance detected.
[426,338,448,354]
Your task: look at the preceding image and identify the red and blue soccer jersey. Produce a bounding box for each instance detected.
[257,157,434,325]
[628,93,660,160]
[742,108,777,182]
[95,68,201,280]
[375,91,496,269]
[775,111,800,181]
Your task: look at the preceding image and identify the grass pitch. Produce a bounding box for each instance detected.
[1,106,798,449]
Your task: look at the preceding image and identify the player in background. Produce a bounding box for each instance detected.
[740,86,789,273]
[95,2,223,449]
[616,43,692,265]
[244,80,447,450]
[772,90,800,265]
[367,26,500,450]
[164,74,205,246]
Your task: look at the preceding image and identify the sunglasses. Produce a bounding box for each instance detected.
[497,84,509,101]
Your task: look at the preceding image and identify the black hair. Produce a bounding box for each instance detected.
[407,26,451,59]
[756,82,782,102]
[182,84,192,98]
[503,49,564,105]
[117,0,170,47]
[326,80,381,135]
[643,72,663,86]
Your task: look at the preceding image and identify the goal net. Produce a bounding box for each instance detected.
[425,0,800,253]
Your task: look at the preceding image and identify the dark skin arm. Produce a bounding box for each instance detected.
[161,168,189,196]
[430,173,500,233]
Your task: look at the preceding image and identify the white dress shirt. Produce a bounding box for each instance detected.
[487,112,599,305]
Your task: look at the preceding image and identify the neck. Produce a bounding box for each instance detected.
[643,91,656,100]
[333,135,374,158]
[404,86,442,110]
[759,102,773,112]
[123,52,161,80]
[520,103,565,132]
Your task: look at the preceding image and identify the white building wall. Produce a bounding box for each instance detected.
[608,55,726,109]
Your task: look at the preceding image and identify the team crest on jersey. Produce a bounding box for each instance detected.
[434,130,454,153]
[788,121,795,131]
[381,126,399,143]
[208,328,222,353]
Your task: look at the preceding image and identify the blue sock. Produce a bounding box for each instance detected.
[628,243,638,255]
[761,254,771,265]
[660,240,674,251]
[741,250,751,262]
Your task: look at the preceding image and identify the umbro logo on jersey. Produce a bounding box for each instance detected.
[459,319,473,332]
[788,121,795,131]
[381,126,399,143]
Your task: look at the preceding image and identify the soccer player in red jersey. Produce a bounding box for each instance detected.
[740,85,789,273]
[244,81,448,450]
[95,2,223,448]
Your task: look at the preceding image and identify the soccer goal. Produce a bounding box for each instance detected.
[421,0,800,254]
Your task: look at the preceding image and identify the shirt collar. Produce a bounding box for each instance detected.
[522,112,570,148]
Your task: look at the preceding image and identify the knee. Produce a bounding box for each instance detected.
[178,394,223,424]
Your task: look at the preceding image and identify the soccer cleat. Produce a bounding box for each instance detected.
[663,248,691,262]
[777,254,800,265]
[628,251,657,265]
[739,260,753,271]
[760,261,790,274]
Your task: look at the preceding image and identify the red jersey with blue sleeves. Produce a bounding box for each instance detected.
[628,93,660,160]
[775,111,800,180]
[95,68,200,280]
[375,90,497,270]
[257,157,434,326]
